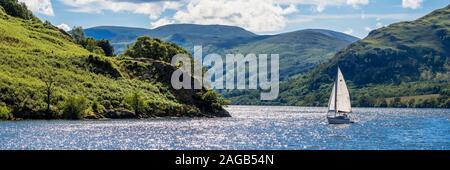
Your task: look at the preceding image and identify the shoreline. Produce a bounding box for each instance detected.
[2,106,448,121]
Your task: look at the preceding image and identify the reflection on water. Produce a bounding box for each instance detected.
[0,106,449,150]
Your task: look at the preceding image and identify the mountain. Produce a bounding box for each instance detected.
[151,24,257,38]
[227,29,359,79]
[85,24,258,54]
[84,26,150,42]
[242,5,449,107]
[85,25,358,79]
[0,4,229,120]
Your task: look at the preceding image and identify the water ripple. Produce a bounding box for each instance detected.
[0,106,449,150]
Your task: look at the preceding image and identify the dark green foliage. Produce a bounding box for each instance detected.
[62,96,88,119]
[125,36,189,62]
[0,103,12,120]
[86,55,123,78]
[125,92,146,115]
[96,39,114,56]
[81,37,105,54]
[197,91,230,113]
[70,26,116,56]
[0,0,35,20]
[91,99,105,115]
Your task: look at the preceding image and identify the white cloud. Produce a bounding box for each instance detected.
[288,13,422,24]
[151,18,174,28]
[282,4,299,15]
[58,0,380,32]
[346,0,369,8]
[61,0,180,19]
[402,0,423,9]
[277,0,370,12]
[172,0,298,33]
[375,22,384,28]
[363,21,384,33]
[18,0,54,16]
[343,28,353,35]
[56,23,71,32]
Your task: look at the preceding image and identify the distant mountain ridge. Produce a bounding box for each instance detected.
[226,29,359,78]
[85,24,358,79]
[85,24,259,53]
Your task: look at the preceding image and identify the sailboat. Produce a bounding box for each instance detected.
[327,67,354,124]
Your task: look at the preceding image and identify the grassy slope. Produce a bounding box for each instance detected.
[0,8,227,119]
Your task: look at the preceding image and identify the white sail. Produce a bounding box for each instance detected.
[328,83,336,111]
[336,68,351,113]
[328,67,351,113]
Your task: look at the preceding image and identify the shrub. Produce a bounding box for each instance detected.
[125,92,147,115]
[0,104,12,120]
[62,96,88,119]
[91,100,105,114]
[198,91,230,112]
[87,55,123,78]
[96,40,114,56]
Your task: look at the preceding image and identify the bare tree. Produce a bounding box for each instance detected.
[40,73,56,118]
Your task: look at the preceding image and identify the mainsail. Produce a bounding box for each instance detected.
[328,67,351,113]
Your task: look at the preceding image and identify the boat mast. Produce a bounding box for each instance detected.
[335,66,338,116]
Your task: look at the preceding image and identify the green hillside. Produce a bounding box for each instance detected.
[0,3,229,120]
[271,5,450,108]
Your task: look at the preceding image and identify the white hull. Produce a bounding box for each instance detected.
[327,116,353,124]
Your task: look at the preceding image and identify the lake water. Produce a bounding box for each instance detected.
[0,106,449,150]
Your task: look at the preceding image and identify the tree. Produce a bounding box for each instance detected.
[357,95,374,107]
[389,97,402,107]
[408,98,416,108]
[0,0,36,20]
[79,37,105,55]
[125,36,188,62]
[41,73,56,118]
[125,92,146,115]
[96,40,114,56]
[81,37,94,49]
[63,96,88,119]
[374,98,388,107]
[198,91,229,112]
[70,26,85,44]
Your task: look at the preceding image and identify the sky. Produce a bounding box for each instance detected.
[20,0,450,38]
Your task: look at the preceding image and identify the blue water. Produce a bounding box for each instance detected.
[0,106,449,150]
